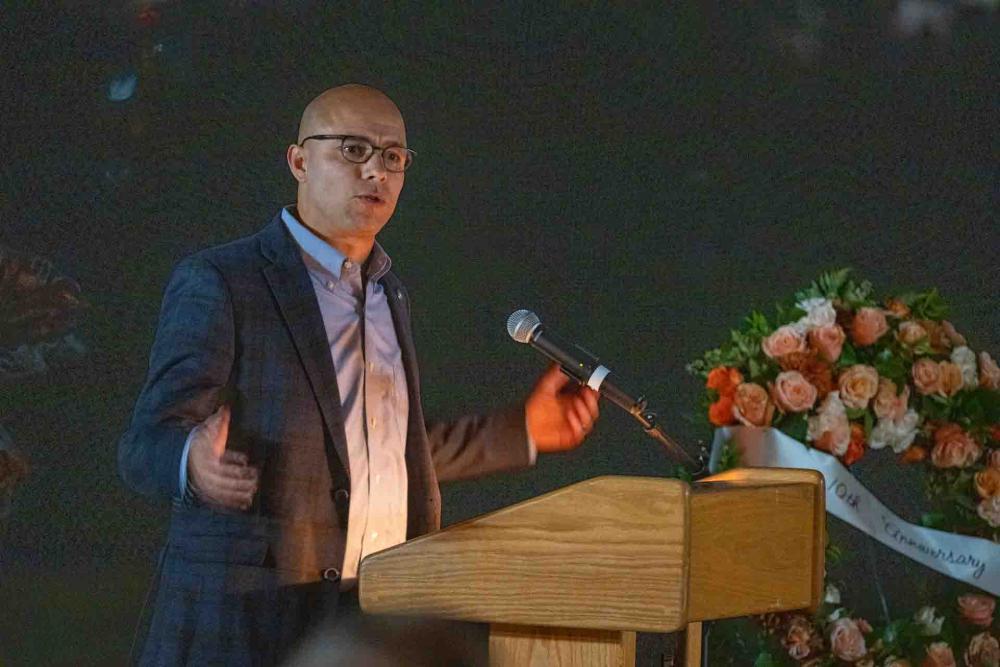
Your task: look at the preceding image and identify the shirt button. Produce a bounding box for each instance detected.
[344,259,353,269]
[368,361,375,372]
[370,417,377,428]
[325,280,335,291]
[371,531,378,541]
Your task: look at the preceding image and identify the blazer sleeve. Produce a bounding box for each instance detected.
[118,255,235,503]
[426,406,534,483]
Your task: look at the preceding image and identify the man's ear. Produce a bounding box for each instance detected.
[286,144,307,182]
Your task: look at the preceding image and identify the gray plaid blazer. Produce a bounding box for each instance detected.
[118,212,530,665]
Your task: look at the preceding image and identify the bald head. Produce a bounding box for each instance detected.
[297,84,406,144]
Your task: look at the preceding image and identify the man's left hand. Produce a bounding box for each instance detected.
[525,364,600,453]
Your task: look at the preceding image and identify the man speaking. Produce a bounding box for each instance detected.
[118,84,600,665]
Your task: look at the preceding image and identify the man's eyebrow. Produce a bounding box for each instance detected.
[341,133,406,148]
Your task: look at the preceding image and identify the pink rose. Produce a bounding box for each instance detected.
[939,361,964,398]
[770,371,818,413]
[884,659,912,667]
[979,497,1000,528]
[980,352,1000,390]
[732,382,775,427]
[851,307,890,347]
[898,320,929,346]
[989,450,1000,470]
[782,615,818,660]
[941,320,967,347]
[762,325,807,359]
[873,378,910,421]
[965,632,1000,667]
[913,358,943,395]
[838,364,880,410]
[931,424,982,469]
[922,642,956,667]
[828,617,867,661]
[808,324,846,363]
[808,392,851,456]
[958,594,996,627]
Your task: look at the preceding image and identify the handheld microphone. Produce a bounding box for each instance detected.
[506,309,702,471]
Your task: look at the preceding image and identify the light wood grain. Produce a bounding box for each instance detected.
[688,468,825,621]
[489,624,636,667]
[682,621,703,667]
[360,476,690,633]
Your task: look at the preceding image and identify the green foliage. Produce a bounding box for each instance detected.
[795,268,875,309]
[775,412,808,442]
[898,288,950,320]
[873,347,908,385]
[715,437,742,472]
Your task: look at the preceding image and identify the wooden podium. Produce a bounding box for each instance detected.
[359,468,825,666]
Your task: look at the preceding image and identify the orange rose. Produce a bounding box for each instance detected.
[938,362,964,397]
[912,358,943,395]
[770,371,818,413]
[975,467,1000,499]
[931,424,982,468]
[957,594,995,627]
[898,321,929,346]
[706,366,743,397]
[842,424,866,466]
[838,364,880,410]
[980,352,1000,390]
[708,395,736,426]
[808,324,846,363]
[762,325,807,360]
[885,298,912,318]
[902,445,928,463]
[873,378,910,421]
[851,307,889,347]
[922,642,957,667]
[733,382,775,427]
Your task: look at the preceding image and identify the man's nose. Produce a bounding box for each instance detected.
[361,153,388,181]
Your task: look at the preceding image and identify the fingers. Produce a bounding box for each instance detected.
[205,404,231,456]
[536,363,573,394]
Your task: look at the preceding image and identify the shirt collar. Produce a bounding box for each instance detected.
[281,206,391,282]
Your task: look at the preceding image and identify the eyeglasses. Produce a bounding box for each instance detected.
[298,134,415,172]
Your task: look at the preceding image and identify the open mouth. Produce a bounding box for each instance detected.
[358,194,383,204]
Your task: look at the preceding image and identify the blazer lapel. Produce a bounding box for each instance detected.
[258,215,351,481]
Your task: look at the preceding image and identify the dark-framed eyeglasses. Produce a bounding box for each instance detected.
[298,134,415,172]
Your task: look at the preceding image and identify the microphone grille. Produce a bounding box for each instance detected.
[507,309,541,343]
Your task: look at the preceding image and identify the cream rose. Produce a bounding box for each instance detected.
[958,593,996,627]
[796,298,837,330]
[838,364,880,410]
[941,320,967,347]
[922,642,956,667]
[980,352,1000,390]
[950,346,978,389]
[732,382,775,427]
[851,307,890,347]
[965,632,1000,667]
[939,361,964,397]
[762,325,807,359]
[914,606,945,636]
[898,321,929,346]
[869,409,921,453]
[808,391,851,456]
[978,497,1000,528]
[931,424,982,468]
[884,658,912,667]
[771,371,818,413]
[913,358,943,395]
[808,323,846,363]
[873,378,910,421]
[828,617,867,661]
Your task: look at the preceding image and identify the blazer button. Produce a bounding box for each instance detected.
[332,488,350,505]
[322,567,341,582]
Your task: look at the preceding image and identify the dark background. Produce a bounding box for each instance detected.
[1,2,997,664]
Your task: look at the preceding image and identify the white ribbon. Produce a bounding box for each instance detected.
[710,426,1000,596]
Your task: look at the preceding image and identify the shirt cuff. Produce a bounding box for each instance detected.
[525,417,538,465]
[178,429,196,501]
